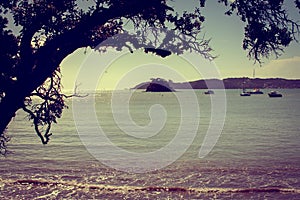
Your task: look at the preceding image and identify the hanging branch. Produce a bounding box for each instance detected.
[21,68,67,144]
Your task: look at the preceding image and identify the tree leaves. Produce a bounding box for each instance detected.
[220,0,299,63]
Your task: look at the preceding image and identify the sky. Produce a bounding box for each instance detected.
[61,0,300,91]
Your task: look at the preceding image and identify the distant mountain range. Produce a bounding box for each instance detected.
[133,78,300,89]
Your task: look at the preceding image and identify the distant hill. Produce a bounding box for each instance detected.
[133,78,300,89]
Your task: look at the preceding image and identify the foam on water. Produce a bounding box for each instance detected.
[1,177,299,199]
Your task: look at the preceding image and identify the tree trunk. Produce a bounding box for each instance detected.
[0,90,25,135]
[0,9,112,138]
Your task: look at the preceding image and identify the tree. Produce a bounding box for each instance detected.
[0,0,299,154]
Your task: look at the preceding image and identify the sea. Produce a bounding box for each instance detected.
[1,89,300,199]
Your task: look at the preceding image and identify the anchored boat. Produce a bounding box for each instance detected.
[268,91,283,98]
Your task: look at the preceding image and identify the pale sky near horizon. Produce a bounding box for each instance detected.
[61,0,300,91]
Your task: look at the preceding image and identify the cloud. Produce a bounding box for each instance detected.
[256,56,300,79]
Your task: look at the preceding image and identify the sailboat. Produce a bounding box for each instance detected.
[240,88,251,96]
[240,80,251,96]
[249,69,264,94]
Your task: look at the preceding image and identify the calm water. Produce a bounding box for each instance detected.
[1,89,300,199]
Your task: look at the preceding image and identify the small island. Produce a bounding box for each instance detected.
[145,78,176,92]
[133,77,300,90]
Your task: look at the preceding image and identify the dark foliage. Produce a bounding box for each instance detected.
[219,0,299,62]
[144,48,172,58]
[0,0,299,154]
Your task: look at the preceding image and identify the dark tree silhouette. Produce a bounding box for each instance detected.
[0,0,299,154]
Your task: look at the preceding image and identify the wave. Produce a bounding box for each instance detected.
[8,179,300,194]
